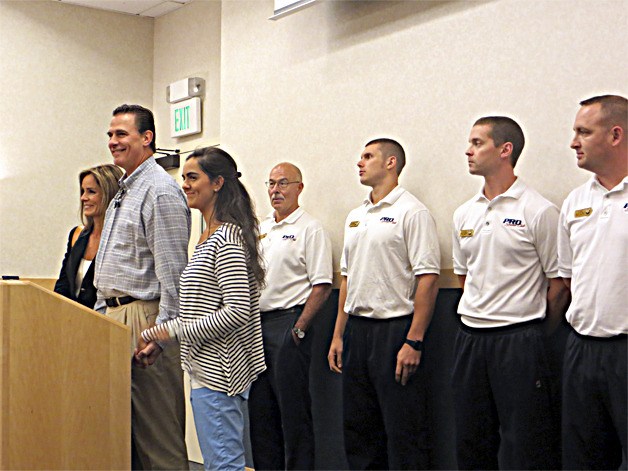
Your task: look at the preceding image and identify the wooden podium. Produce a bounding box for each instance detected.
[0,281,131,470]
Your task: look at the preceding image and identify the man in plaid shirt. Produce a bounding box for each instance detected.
[95,104,191,470]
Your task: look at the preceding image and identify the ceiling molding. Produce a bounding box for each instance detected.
[55,0,193,18]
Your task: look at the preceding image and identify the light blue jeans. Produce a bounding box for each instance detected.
[190,386,250,471]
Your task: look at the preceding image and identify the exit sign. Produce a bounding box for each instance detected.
[170,97,201,137]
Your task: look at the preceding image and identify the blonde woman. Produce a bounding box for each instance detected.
[54,164,122,308]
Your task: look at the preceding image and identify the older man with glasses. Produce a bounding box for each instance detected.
[248,162,333,470]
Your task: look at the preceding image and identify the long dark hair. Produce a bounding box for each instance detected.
[187,146,265,287]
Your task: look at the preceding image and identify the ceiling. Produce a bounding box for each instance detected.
[55,0,193,18]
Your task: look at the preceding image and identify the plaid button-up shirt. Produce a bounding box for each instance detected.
[94,157,191,324]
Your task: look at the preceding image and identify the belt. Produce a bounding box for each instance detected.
[572,330,627,341]
[105,295,139,307]
[458,318,542,334]
[261,305,305,316]
[348,313,413,322]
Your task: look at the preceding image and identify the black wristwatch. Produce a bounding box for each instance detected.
[404,338,423,351]
[293,327,306,339]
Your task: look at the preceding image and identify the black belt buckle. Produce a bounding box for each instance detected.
[105,296,137,307]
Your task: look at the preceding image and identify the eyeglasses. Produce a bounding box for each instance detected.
[265,180,301,189]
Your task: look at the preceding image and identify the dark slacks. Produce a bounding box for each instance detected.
[562,331,627,470]
[451,321,560,470]
[342,315,430,470]
[249,306,315,470]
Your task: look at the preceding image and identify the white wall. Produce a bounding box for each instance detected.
[0,0,153,276]
[220,0,628,269]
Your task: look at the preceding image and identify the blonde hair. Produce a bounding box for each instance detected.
[78,164,123,230]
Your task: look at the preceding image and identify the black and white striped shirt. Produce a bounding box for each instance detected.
[144,223,265,396]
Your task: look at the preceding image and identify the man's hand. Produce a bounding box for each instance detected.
[395,343,421,386]
[327,337,343,373]
[133,335,148,366]
[134,337,163,368]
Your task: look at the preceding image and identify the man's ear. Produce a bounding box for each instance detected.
[500,142,513,161]
[387,155,397,171]
[610,125,624,146]
[142,130,154,148]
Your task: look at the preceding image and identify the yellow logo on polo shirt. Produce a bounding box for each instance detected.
[574,208,593,218]
[349,221,360,227]
[460,229,474,238]
[259,233,267,240]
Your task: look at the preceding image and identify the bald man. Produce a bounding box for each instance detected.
[248,163,333,470]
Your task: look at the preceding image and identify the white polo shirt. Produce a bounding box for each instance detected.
[259,207,333,312]
[452,178,560,328]
[557,176,628,337]
[341,185,440,320]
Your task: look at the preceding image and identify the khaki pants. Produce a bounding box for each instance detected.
[107,300,189,470]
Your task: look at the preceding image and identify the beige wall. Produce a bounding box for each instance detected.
[0,0,153,276]
[3,0,625,275]
[153,0,222,254]
[220,0,627,269]
[152,0,222,462]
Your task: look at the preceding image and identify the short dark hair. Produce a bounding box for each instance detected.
[474,116,525,168]
[112,104,156,152]
[365,138,406,175]
[580,95,627,129]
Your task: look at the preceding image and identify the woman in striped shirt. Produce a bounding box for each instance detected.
[135,146,266,471]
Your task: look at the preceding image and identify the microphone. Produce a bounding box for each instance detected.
[114,189,126,208]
